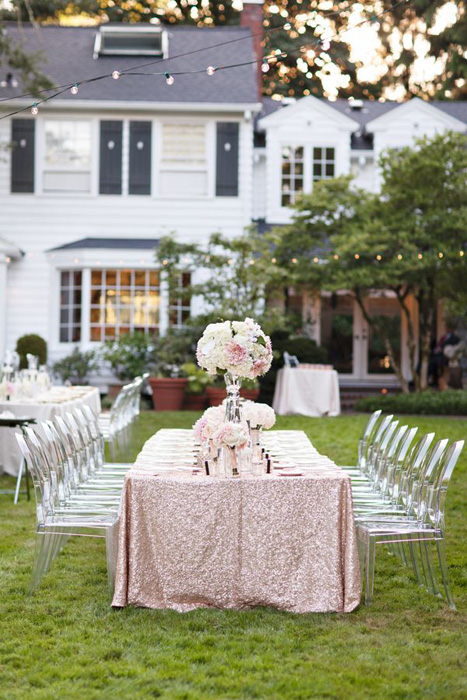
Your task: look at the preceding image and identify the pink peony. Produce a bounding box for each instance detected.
[226,341,248,366]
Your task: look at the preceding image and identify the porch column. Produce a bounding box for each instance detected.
[0,259,7,359]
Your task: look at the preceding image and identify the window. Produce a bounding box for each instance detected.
[281,146,304,207]
[90,269,160,341]
[313,147,335,181]
[169,273,191,328]
[160,124,207,196]
[43,120,92,193]
[59,271,82,342]
[95,26,166,57]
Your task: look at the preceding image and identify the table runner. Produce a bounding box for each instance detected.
[0,386,101,476]
[111,430,361,613]
[273,367,341,417]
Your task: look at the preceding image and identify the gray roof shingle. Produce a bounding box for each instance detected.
[49,237,160,251]
[0,24,259,106]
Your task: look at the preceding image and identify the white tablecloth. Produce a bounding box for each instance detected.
[0,386,101,476]
[273,367,341,417]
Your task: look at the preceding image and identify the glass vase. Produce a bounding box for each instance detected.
[222,445,239,478]
[224,372,242,423]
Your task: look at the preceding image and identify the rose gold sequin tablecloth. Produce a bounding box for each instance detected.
[111,430,361,613]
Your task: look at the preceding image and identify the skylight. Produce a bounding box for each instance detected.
[94,26,167,58]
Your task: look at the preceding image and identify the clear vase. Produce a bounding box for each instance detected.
[222,445,239,477]
[250,427,263,462]
[224,372,242,423]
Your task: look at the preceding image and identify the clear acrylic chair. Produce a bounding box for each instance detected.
[357,439,463,608]
[16,431,118,593]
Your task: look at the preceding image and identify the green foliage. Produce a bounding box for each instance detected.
[51,348,98,385]
[15,334,47,369]
[1,413,467,700]
[181,362,214,395]
[0,20,55,96]
[102,332,156,381]
[356,389,467,416]
[273,131,467,392]
[156,228,287,322]
[153,328,197,377]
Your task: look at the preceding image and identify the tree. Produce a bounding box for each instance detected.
[272,131,467,392]
[155,228,287,329]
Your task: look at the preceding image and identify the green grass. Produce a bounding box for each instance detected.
[1,412,466,700]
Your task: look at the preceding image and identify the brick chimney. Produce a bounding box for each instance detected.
[240,0,264,98]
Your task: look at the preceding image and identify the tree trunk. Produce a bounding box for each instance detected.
[417,283,436,391]
[395,289,420,392]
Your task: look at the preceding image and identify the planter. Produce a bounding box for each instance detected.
[206,386,226,407]
[149,377,188,411]
[206,386,260,407]
[183,393,207,411]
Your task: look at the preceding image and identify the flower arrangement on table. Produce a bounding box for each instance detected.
[212,421,250,451]
[196,318,273,379]
[242,401,276,430]
[193,405,225,443]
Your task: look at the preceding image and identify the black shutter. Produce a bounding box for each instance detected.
[216,122,239,197]
[11,119,35,193]
[99,120,122,195]
[129,121,152,195]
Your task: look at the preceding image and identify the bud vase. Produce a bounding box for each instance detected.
[222,445,239,477]
[250,427,263,463]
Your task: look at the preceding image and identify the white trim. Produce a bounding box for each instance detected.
[0,100,262,114]
[366,97,466,132]
[258,95,360,131]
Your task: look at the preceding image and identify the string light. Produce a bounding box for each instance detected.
[112,71,121,80]
[228,258,234,265]
[418,253,423,259]
[249,259,255,265]
[30,103,38,115]
[271,257,277,264]
[262,62,271,73]
[397,254,403,260]
[165,72,175,86]
[460,251,465,257]
[354,253,360,260]
[313,257,319,263]
[438,252,444,258]
[376,254,382,261]
[70,83,79,95]
[162,259,168,266]
[291,257,298,264]
[333,254,339,260]
[206,65,216,76]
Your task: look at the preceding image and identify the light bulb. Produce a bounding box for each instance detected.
[438,252,444,258]
[354,253,360,260]
[418,253,423,259]
[165,73,174,86]
[376,254,382,261]
[397,254,403,260]
[460,251,465,257]
[112,70,121,80]
[261,62,270,73]
[271,257,277,264]
[206,65,216,76]
[291,257,298,264]
[31,103,39,116]
[71,83,79,95]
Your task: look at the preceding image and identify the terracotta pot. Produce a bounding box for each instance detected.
[183,393,207,411]
[107,384,123,400]
[206,386,226,407]
[149,377,188,411]
[206,385,261,407]
[240,388,260,401]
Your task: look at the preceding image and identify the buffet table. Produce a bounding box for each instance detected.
[111,429,360,613]
[0,386,101,476]
[273,367,341,417]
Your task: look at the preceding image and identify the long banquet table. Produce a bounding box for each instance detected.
[0,386,101,476]
[111,429,361,613]
[273,367,341,417]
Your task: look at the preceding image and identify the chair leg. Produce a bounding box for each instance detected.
[29,533,53,593]
[364,538,376,605]
[408,539,424,586]
[435,538,456,610]
[14,458,24,504]
[420,540,441,597]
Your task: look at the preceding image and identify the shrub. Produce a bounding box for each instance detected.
[16,334,47,369]
[181,363,214,395]
[355,389,467,416]
[153,329,197,377]
[52,349,98,385]
[259,334,328,405]
[102,332,157,381]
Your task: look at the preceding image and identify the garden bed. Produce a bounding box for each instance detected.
[355,389,467,415]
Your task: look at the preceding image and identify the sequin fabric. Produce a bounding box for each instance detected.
[111,429,361,613]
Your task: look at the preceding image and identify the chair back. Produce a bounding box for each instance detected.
[397,432,435,509]
[358,410,382,466]
[383,426,418,501]
[422,439,464,530]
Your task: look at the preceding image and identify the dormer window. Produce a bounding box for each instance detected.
[94,26,167,58]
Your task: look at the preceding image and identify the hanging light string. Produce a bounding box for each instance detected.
[0,0,412,120]
[278,250,466,265]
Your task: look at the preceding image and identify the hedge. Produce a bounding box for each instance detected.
[355,389,467,416]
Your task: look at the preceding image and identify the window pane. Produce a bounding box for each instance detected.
[149,271,159,287]
[120,270,132,287]
[44,121,91,169]
[313,163,322,178]
[60,327,69,343]
[313,147,322,160]
[73,271,82,286]
[105,270,117,286]
[326,163,335,177]
[91,270,102,286]
[61,271,70,287]
[59,269,82,343]
[90,326,101,342]
[326,148,335,160]
[134,270,146,287]
[162,124,206,165]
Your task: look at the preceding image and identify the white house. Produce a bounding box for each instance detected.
[0,5,466,389]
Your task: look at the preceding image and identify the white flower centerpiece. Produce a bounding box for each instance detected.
[242,401,276,464]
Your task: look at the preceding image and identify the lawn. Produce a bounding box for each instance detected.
[0,412,466,700]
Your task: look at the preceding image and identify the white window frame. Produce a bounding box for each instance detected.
[277,143,337,214]
[37,117,97,197]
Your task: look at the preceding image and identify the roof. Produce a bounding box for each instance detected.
[0,24,258,106]
[256,96,467,150]
[0,237,24,259]
[49,238,160,251]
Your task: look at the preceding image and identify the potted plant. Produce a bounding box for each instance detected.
[206,376,260,406]
[181,363,213,410]
[52,348,98,385]
[148,330,195,411]
[102,332,156,398]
